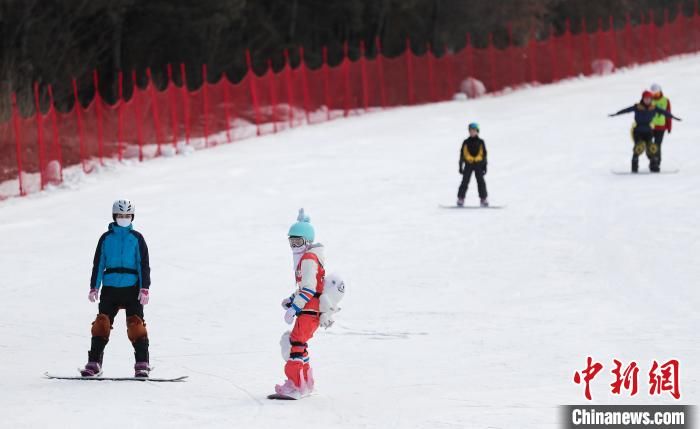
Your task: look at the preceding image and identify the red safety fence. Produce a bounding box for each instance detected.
[2,6,700,198]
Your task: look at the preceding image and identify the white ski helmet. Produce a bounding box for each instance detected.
[650,83,662,93]
[320,273,345,313]
[112,199,135,220]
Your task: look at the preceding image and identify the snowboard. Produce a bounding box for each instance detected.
[267,393,298,400]
[611,169,679,175]
[439,204,505,209]
[45,372,188,382]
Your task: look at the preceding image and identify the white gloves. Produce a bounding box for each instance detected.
[320,313,335,329]
[88,289,98,303]
[284,308,297,325]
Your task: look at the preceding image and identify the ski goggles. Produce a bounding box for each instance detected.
[288,236,306,248]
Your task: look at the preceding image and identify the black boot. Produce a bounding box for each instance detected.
[631,158,639,173]
[133,338,150,377]
[650,157,660,172]
[133,338,149,363]
[88,336,108,363]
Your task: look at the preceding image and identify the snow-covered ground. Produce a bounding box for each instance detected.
[1,55,699,428]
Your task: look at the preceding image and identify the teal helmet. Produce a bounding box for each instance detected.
[288,208,315,242]
[468,122,480,132]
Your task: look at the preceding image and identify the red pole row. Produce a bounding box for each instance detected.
[5,6,700,197]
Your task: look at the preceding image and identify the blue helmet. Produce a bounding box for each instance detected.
[468,122,480,132]
[288,208,315,242]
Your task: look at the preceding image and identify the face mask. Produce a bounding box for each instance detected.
[116,217,132,228]
[292,244,308,269]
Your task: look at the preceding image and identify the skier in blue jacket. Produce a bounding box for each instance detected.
[81,200,152,377]
[609,90,681,172]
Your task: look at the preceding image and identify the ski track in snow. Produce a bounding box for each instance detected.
[1,55,700,428]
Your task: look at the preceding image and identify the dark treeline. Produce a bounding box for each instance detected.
[0,0,693,117]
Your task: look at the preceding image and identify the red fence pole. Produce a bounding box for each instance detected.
[427,43,437,102]
[623,14,633,66]
[201,64,211,146]
[693,1,699,53]
[609,16,619,70]
[487,33,497,90]
[180,63,191,145]
[222,71,234,141]
[166,64,179,148]
[117,71,124,161]
[72,78,88,172]
[299,46,312,124]
[465,34,474,83]
[47,84,63,182]
[267,59,278,133]
[360,41,369,110]
[528,31,537,82]
[146,68,164,154]
[132,71,144,161]
[405,38,415,104]
[678,3,687,54]
[245,52,261,136]
[663,9,670,58]
[690,0,700,52]
[322,47,331,120]
[637,12,652,64]
[595,18,604,62]
[445,44,457,100]
[11,93,25,196]
[283,49,295,127]
[92,71,105,165]
[343,42,351,116]
[565,20,574,78]
[375,38,387,109]
[33,82,46,189]
[581,17,592,75]
[648,10,657,62]
[266,59,277,134]
[549,26,559,83]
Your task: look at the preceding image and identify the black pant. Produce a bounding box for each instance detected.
[458,162,487,199]
[89,286,149,363]
[653,129,665,166]
[631,129,659,172]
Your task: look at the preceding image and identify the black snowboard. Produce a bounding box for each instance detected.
[611,169,679,175]
[267,393,298,400]
[439,204,505,209]
[45,372,187,382]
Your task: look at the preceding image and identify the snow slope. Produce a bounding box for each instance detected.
[1,55,699,429]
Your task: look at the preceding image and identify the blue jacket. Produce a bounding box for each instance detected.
[611,103,680,132]
[90,223,151,290]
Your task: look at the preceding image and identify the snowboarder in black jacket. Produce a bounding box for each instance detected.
[457,122,488,207]
[609,90,681,173]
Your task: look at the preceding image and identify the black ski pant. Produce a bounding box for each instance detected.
[653,129,666,166]
[631,129,658,172]
[458,162,487,199]
[89,286,149,364]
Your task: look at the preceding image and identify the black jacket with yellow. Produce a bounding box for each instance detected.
[459,136,487,171]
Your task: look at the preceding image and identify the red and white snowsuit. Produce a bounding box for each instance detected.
[286,245,325,388]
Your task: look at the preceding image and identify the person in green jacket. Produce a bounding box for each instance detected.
[650,83,672,169]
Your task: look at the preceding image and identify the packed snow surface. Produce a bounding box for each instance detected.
[1,55,699,428]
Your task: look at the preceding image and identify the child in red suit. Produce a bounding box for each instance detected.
[276,209,326,399]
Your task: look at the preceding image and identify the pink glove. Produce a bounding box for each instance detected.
[138,289,149,305]
[284,308,296,325]
[88,289,98,303]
